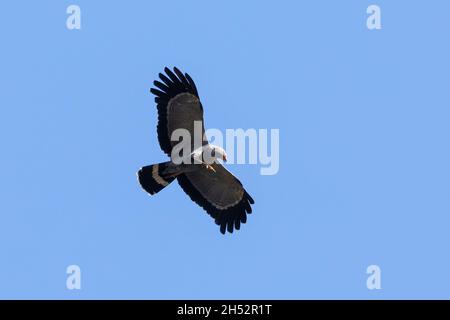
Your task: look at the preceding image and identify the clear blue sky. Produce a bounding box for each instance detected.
[1,1,449,299]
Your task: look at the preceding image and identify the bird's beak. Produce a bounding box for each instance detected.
[223,155,227,162]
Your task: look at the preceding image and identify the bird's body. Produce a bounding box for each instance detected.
[137,67,254,234]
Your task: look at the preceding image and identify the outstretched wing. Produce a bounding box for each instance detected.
[177,163,254,234]
[150,67,206,157]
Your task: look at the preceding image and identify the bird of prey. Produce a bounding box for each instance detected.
[137,67,254,234]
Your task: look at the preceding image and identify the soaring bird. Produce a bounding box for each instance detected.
[137,67,254,234]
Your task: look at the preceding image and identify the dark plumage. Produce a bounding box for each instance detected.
[138,67,254,234]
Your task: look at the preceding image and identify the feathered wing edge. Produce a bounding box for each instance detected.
[177,174,255,234]
[150,67,200,156]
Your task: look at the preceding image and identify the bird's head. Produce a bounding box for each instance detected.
[211,145,227,162]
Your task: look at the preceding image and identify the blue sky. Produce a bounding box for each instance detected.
[1,1,450,299]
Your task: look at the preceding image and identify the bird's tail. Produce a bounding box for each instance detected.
[137,162,179,196]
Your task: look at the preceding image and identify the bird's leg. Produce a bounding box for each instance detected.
[161,163,183,178]
[165,172,181,178]
[204,163,216,173]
